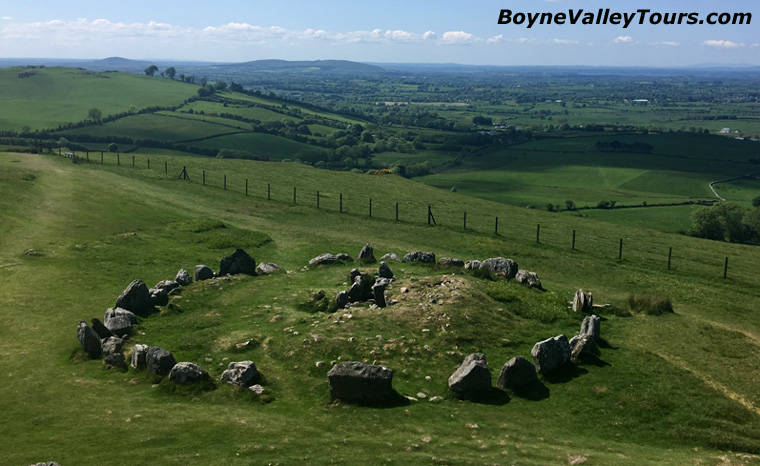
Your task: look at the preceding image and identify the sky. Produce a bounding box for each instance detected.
[0,0,757,66]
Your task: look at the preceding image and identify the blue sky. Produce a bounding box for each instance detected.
[0,0,757,66]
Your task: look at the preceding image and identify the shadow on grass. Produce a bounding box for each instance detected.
[542,364,588,384]
[332,390,411,409]
[512,380,550,401]
[576,353,611,368]
[597,337,617,350]
[455,387,511,406]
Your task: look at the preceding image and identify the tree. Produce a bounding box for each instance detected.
[565,200,576,211]
[164,67,176,80]
[107,143,118,153]
[690,202,747,242]
[144,65,158,76]
[742,208,760,240]
[752,195,760,208]
[690,206,724,240]
[88,108,102,121]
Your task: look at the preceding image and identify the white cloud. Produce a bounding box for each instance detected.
[552,39,579,45]
[423,30,437,40]
[1,16,12,20]
[439,31,480,45]
[703,39,743,48]
[614,36,634,44]
[487,34,504,44]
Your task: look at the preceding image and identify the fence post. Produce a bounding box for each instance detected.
[268,183,271,200]
[317,191,320,209]
[572,230,576,250]
[428,205,432,226]
[619,238,623,260]
[86,152,89,162]
[395,202,399,221]
[495,217,499,235]
[724,257,728,279]
[245,178,248,195]
[224,175,227,190]
[668,247,672,270]
[369,198,372,217]
[132,155,135,167]
[148,158,150,169]
[340,193,343,213]
[117,153,120,166]
[165,161,167,175]
[293,187,297,204]
[463,211,467,230]
[202,170,205,186]
[101,152,103,164]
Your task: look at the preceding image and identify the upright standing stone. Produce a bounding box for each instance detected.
[219,248,257,276]
[531,335,571,374]
[372,281,387,308]
[358,243,376,263]
[580,314,601,341]
[496,356,538,390]
[130,344,149,369]
[378,261,394,279]
[572,289,593,312]
[77,321,102,358]
[90,317,114,339]
[115,279,152,314]
[175,268,192,286]
[448,353,492,397]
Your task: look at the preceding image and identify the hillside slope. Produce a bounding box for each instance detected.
[1,151,759,465]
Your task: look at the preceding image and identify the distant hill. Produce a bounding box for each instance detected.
[208,59,386,74]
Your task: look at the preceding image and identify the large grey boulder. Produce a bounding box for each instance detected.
[358,243,376,263]
[256,262,281,275]
[531,335,571,374]
[327,361,395,403]
[149,287,169,307]
[464,260,481,270]
[478,257,518,279]
[219,248,257,276]
[130,344,149,369]
[378,261,394,279]
[438,257,465,268]
[90,317,114,339]
[168,362,209,385]
[515,270,542,289]
[572,289,593,312]
[104,352,127,369]
[104,315,132,336]
[403,251,436,264]
[101,336,124,356]
[310,253,339,266]
[580,315,601,341]
[194,264,214,281]
[570,334,600,364]
[175,268,192,286]
[77,321,102,358]
[153,279,179,293]
[380,253,400,262]
[221,360,260,387]
[115,279,152,314]
[145,346,176,376]
[496,356,538,390]
[104,307,137,326]
[336,291,349,309]
[448,353,492,398]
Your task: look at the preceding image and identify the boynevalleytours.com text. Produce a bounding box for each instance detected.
[498,9,752,28]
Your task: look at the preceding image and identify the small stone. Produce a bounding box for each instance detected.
[194,265,214,281]
[380,253,401,262]
[429,396,443,402]
[417,392,427,399]
[249,384,265,394]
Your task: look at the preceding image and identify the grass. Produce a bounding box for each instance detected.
[626,295,674,316]
[1,151,760,465]
[0,67,196,131]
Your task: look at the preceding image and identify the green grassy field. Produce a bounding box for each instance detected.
[1,150,760,465]
[419,133,760,216]
[0,67,196,131]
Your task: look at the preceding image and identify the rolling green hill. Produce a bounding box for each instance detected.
[1,150,760,465]
[0,67,197,132]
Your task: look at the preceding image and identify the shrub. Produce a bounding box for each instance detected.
[626,295,674,316]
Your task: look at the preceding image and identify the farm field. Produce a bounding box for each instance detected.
[1,150,760,465]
